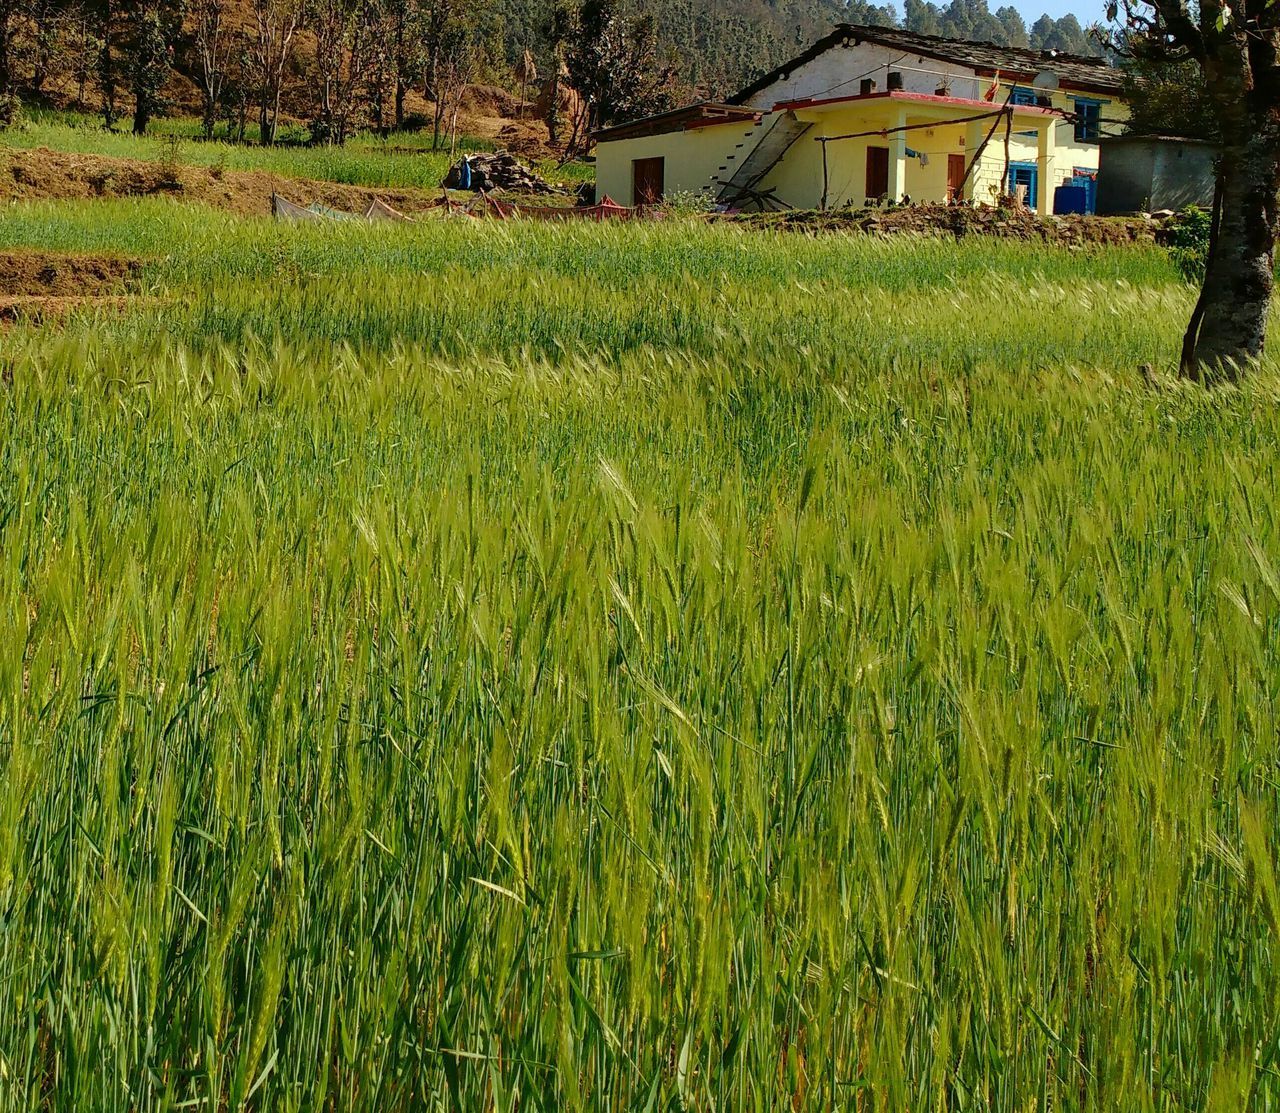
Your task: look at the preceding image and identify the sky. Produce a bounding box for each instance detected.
[1015,0,1104,22]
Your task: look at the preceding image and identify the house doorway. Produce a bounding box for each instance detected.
[865,146,889,201]
[632,157,665,206]
[1007,162,1039,208]
[946,153,967,201]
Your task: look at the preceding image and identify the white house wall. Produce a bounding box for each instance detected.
[742,41,987,108]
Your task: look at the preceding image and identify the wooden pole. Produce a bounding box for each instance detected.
[953,107,1009,201]
[1002,108,1013,203]
[821,140,830,211]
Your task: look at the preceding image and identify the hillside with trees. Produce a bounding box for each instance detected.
[502,0,1104,100]
[0,0,1104,143]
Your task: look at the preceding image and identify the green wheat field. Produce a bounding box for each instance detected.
[1,197,1279,1110]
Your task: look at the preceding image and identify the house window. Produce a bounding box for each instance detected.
[1007,161,1038,208]
[1074,98,1103,142]
[1008,86,1045,136]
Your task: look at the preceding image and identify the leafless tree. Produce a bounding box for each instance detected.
[72,2,97,105]
[251,0,300,144]
[192,0,228,137]
[29,0,75,95]
[383,0,421,130]
[311,0,375,143]
[515,46,535,111]
[0,0,19,95]
[94,0,119,126]
[422,0,482,151]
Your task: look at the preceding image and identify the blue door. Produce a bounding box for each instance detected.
[1008,162,1038,208]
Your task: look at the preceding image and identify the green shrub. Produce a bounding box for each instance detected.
[660,188,717,216]
[1166,203,1212,284]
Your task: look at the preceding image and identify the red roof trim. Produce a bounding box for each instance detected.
[775,89,1057,115]
[593,102,760,142]
[682,114,762,132]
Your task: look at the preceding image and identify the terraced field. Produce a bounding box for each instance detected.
[1,186,1277,1110]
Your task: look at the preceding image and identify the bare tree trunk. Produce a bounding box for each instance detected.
[99,13,117,128]
[546,66,560,146]
[1180,28,1280,379]
[394,75,405,129]
[270,78,283,142]
[31,0,54,95]
[0,5,12,97]
[447,79,464,155]
[429,56,443,150]
[254,0,299,146]
[77,32,88,106]
[196,0,224,140]
[1179,171,1223,374]
[1184,136,1280,377]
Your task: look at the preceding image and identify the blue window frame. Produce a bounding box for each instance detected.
[1072,167,1097,214]
[1008,86,1044,136]
[1073,97,1104,142]
[1008,161,1038,208]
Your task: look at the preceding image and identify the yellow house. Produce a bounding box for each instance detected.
[595,24,1128,216]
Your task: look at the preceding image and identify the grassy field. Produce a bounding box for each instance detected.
[1,108,594,191]
[1,198,1279,1110]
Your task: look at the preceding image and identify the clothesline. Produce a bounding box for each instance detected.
[814,106,1056,146]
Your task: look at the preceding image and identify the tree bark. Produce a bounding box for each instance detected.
[99,28,117,127]
[1183,138,1279,377]
[1181,27,1280,378]
[0,6,12,97]
[270,78,283,142]
[31,0,52,94]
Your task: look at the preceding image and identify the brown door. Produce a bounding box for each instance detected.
[632,157,665,206]
[947,153,967,200]
[865,147,889,201]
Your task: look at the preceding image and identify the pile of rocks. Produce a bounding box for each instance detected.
[443,151,558,194]
[731,202,1175,246]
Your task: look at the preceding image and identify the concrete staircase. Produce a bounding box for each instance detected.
[712,112,813,209]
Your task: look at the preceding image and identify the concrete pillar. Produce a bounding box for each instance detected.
[1037,116,1057,216]
[963,119,987,203]
[888,108,908,202]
